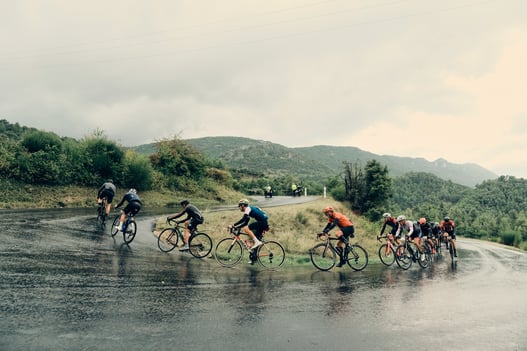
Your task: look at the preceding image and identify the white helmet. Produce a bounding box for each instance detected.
[128,188,137,194]
[382,213,391,218]
[396,215,406,222]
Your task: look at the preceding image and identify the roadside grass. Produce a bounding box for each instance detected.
[152,197,383,266]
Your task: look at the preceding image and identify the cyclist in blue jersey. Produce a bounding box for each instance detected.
[230,199,268,251]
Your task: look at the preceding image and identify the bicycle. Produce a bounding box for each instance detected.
[96,197,108,227]
[309,233,368,272]
[214,227,286,269]
[446,235,457,261]
[157,219,213,259]
[395,235,430,270]
[110,213,137,244]
[376,234,399,266]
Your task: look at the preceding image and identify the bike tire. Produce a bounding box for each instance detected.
[378,243,395,266]
[157,228,179,252]
[309,243,336,271]
[110,215,120,237]
[257,240,285,270]
[449,241,455,261]
[347,244,368,271]
[417,246,431,269]
[215,237,243,267]
[189,232,213,259]
[395,245,412,270]
[96,208,106,227]
[123,219,137,244]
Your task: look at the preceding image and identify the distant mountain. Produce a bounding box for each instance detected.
[135,136,497,187]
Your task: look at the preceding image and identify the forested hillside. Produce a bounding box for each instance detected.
[183,136,496,187]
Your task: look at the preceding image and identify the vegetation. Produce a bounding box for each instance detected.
[3,119,527,251]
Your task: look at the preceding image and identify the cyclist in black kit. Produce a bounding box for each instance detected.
[167,199,204,251]
[97,179,116,216]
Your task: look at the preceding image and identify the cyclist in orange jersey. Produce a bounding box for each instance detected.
[321,206,355,267]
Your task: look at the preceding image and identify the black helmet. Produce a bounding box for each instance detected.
[444,216,450,222]
[180,199,189,207]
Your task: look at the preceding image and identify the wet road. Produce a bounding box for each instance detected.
[1,208,527,351]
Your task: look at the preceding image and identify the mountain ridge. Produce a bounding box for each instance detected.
[179,136,497,187]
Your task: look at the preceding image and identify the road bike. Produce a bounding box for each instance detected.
[111,213,137,244]
[376,234,399,266]
[309,233,368,272]
[96,197,108,227]
[214,227,286,270]
[157,219,213,259]
[395,235,431,270]
[446,235,457,261]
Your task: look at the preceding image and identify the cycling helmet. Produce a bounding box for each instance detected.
[396,215,406,222]
[323,206,334,214]
[444,216,450,222]
[238,199,249,207]
[107,179,113,183]
[180,199,189,207]
[418,217,426,225]
[128,188,137,194]
[382,213,391,218]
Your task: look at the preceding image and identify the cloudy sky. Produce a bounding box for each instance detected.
[2,0,526,178]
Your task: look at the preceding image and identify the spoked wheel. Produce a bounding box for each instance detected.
[215,238,243,267]
[157,228,179,252]
[257,240,285,270]
[110,215,120,237]
[309,243,336,271]
[378,243,395,266]
[123,220,137,244]
[417,248,431,268]
[189,232,213,258]
[96,204,106,227]
[346,244,368,271]
[395,245,412,270]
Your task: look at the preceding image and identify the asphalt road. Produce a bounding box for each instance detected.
[1,200,527,351]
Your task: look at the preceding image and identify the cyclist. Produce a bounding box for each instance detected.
[395,215,425,261]
[230,199,268,253]
[114,188,142,231]
[418,217,436,254]
[439,216,457,257]
[97,179,116,216]
[378,213,401,254]
[167,199,204,251]
[321,206,355,267]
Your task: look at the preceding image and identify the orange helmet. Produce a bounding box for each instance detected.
[323,206,334,214]
[418,217,426,225]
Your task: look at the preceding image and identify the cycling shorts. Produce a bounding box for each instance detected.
[249,221,269,240]
[99,190,115,203]
[124,201,141,216]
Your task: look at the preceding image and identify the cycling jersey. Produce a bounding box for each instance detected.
[396,220,421,239]
[380,217,399,235]
[323,211,353,233]
[439,220,455,235]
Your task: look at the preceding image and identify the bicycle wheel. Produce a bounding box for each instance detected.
[215,237,243,267]
[123,219,137,244]
[449,240,455,260]
[110,215,120,237]
[346,244,368,271]
[417,246,431,269]
[378,243,395,266]
[309,243,336,271]
[257,240,285,269]
[395,245,412,270]
[189,232,213,259]
[157,228,179,252]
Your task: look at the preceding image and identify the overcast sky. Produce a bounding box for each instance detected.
[2,0,526,178]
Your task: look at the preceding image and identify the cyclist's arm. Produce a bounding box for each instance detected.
[233,214,250,229]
